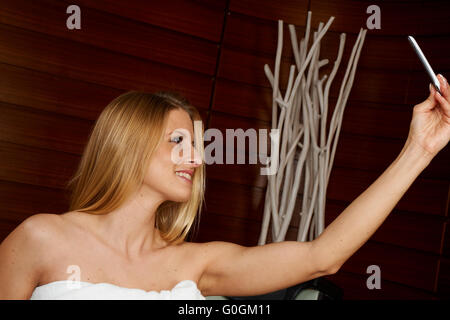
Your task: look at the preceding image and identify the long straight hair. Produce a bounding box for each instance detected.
[66,91,205,244]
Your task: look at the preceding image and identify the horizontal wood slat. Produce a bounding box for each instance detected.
[0,0,219,76]
[212,78,273,122]
[0,180,68,224]
[0,101,93,155]
[0,63,121,120]
[0,23,212,109]
[72,0,227,42]
[206,162,267,189]
[0,140,80,190]
[194,211,262,246]
[229,0,308,26]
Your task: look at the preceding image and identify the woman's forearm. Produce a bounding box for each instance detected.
[311,138,435,273]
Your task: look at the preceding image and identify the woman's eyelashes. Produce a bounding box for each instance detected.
[171,135,183,144]
[170,136,195,147]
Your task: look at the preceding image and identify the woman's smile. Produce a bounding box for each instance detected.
[175,170,193,184]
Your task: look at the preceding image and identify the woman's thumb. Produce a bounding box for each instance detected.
[414,83,437,112]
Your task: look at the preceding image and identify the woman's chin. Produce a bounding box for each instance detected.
[169,193,191,203]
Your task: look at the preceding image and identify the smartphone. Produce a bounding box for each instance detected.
[407,36,441,95]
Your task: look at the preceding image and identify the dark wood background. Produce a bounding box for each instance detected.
[0,0,449,299]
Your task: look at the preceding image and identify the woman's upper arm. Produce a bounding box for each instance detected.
[197,240,331,297]
[0,214,51,299]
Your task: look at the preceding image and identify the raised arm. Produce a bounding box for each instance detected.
[312,75,450,271]
[198,75,450,298]
[197,240,328,297]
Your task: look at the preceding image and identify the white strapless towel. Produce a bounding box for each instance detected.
[30,280,206,300]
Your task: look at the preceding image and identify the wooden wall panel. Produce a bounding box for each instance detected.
[409,36,450,72]
[0,0,219,75]
[213,78,273,122]
[204,179,265,222]
[73,0,227,42]
[437,258,450,298]
[443,221,450,258]
[0,24,212,109]
[327,167,448,217]
[229,0,309,26]
[0,181,69,241]
[332,133,450,180]
[418,0,450,35]
[406,70,450,105]
[0,63,121,120]
[0,101,93,155]
[0,140,79,189]
[195,211,262,246]
[224,12,306,59]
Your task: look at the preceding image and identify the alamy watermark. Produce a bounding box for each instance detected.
[66,5,81,30]
[170,121,280,175]
[366,264,381,289]
[66,264,81,289]
[366,5,381,30]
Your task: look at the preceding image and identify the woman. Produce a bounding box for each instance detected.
[0,75,449,300]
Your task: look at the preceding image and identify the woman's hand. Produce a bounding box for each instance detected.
[406,74,450,158]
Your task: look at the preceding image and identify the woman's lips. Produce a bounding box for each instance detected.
[176,173,192,184]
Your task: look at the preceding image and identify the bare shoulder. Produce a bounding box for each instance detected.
[2,213,62,247]
[2,213,66,269]
[0,213,63,299]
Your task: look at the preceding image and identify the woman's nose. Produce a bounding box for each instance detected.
[189,144,203,166]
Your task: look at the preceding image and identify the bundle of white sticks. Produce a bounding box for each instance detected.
[258,12,367,244]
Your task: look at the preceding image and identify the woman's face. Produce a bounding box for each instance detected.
[143,108,202,202]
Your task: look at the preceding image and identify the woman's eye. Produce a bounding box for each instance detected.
[171,136,183,144]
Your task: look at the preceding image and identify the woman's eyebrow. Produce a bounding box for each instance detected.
[167,129,193,135]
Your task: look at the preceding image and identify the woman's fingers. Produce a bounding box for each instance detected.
[415,83,438,112]
[434,86,450,118]
[437,74,450,102]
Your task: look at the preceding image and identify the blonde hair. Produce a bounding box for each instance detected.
[66,91,206,245]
